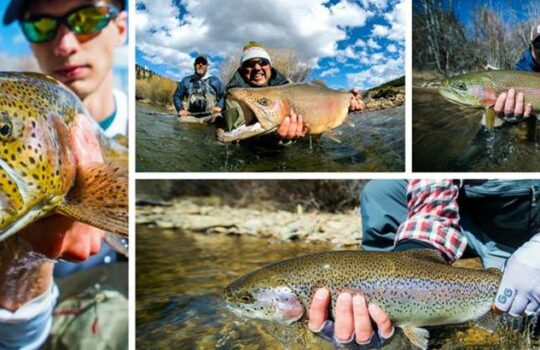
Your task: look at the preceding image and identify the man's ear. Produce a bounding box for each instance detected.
[114,11,128,47]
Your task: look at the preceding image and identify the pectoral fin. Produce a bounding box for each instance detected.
[482,108,504,129]
[56,162,128,236]
[343,115,355,128]
[324,129,342,143]
[401,326,429,350]
[474,311,501,333]
[104,232,129,257]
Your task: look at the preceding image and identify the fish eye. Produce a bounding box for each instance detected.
[0,121,12,139]
[257,97,270,106]
[455,82,467,90]
[238,292,254,304]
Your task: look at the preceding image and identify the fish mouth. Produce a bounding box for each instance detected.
[0,157,36,241]
[439,86,478,107]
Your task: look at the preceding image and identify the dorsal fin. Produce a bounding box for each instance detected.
[310,80,327,87]
[402,249,447,264]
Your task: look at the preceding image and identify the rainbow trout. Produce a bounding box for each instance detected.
[224,250,501,349]
[439,70,540,129]
[216,82,353,142]
[0,72,127,243]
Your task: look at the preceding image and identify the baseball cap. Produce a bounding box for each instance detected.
[194,54,208,64]
[3,0,126,25]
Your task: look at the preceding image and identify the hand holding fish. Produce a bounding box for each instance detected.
[494,233,540,316]
[308,288,394,348]
[0,113,105,311]
[276,108,307,139]
[493,88,534,123]
[211,106,222,115]
[349,88,365,112]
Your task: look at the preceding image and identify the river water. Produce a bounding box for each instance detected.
[136,225,538,349]
[136,103,404,172]
[413,88,540,172]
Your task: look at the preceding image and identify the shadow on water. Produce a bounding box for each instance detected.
[135,225,538,350]
[413,88,540,172]
[136,102,404,172]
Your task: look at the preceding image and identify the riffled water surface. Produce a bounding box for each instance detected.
[413,88,540,172]
[136,225,538,350]
[136,103,404,172]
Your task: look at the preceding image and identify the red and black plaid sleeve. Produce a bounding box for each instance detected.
[395,179,467,262]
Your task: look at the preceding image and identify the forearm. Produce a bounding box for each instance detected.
[395,179,467,262]
[0,246,54,312]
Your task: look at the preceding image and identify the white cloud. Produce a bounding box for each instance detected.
[384,0,406,42]
[320,67,340,77]
[367,38,380,49]
[371,24,389,37]
[347,52,404,89]
[136,0,372,79]
[361,0,388,10]
[353,38,366,47]
[387,44,397,52]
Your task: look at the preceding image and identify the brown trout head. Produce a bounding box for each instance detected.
[227,87,290,130]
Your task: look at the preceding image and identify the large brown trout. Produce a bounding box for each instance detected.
[0,72,128,243]
[216,82,353,142]
[439,70,540,129]
[224,250,501,349]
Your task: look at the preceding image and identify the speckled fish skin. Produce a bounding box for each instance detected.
[439,71,540,128]
[224,250,501,329]
[217,83,352,142]
[0,72,127,240]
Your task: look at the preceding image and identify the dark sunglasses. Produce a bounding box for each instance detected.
[20,4,119,44]
[195,59,208,65]
[242,58,270,69]
[533,39,540,52]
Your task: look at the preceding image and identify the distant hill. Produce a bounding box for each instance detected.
[136,64,177,106]
[136,64,176,83]
[369,76,405,91]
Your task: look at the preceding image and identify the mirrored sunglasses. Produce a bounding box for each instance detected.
[20,4,119,44]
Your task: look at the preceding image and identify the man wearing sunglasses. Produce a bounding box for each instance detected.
[0,0,127,349]
[493,21,540,124]
[174,54,225,118]
[223,42,364,141]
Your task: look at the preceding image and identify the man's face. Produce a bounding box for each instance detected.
[26,0,127,99]
[241,58,272,87]
[194,59,208,77]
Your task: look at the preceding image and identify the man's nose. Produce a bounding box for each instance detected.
[53,24,79,57]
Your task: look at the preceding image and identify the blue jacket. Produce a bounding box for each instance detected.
[173,74,225,112]
[515,48,540,72]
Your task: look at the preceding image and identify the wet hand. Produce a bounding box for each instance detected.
[276,108,307,139]
[179,110,190,117]
[349,88,365,112]
[493,88,533,123]
[308,288,395,348]
[494,233,540,316]
[211,106,222,115]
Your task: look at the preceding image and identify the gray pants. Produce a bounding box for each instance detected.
[360,180,520,269]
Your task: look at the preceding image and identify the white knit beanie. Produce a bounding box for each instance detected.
[240,41,272,64]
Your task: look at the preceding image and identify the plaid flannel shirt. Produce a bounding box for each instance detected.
[395,179,468,262]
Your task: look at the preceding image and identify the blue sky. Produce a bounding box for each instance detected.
[0,1,129,93]
[136,0,405,90]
